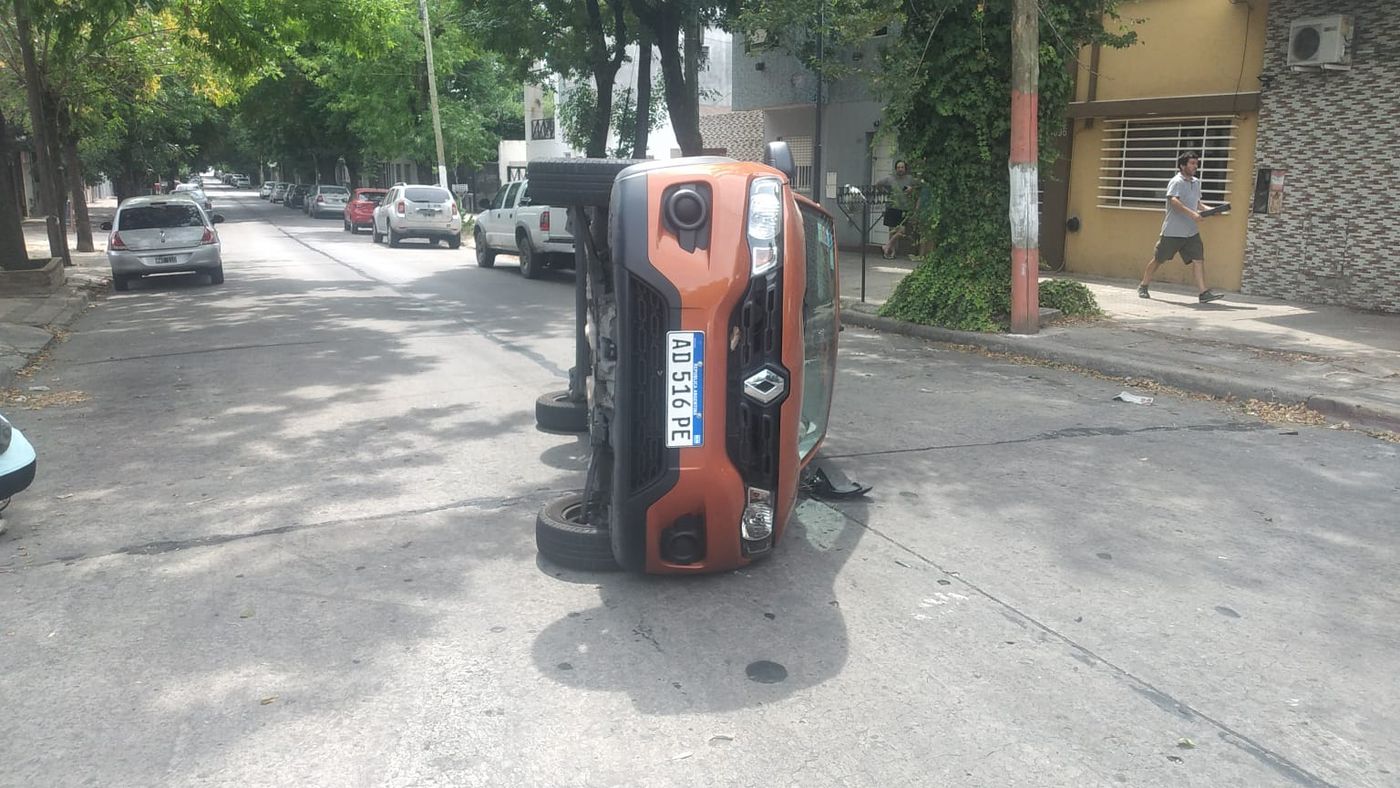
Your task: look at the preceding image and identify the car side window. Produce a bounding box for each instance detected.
[517,182,531,207]
[503,182,521,209]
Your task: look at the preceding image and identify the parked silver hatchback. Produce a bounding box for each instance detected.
[102,197,225,291]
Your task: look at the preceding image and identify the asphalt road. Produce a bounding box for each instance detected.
[1,185,1397,787]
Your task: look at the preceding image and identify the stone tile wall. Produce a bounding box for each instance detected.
[1244,1,1400,312]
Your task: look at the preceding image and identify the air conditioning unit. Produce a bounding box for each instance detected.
[1288,15,1353,69]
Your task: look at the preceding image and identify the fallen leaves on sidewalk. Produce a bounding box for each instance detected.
[0,387,90,409]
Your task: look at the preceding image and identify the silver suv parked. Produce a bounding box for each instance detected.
[371,184,462,248]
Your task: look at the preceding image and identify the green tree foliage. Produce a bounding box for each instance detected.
[558,76,666,158]
[739,0,1133,330]
[876,0,1132,329]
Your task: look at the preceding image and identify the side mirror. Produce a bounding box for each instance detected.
[100,221,113,231]
[211,214,225,224]
[763,141,797,183]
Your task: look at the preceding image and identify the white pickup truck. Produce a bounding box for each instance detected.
[472,179,574,278]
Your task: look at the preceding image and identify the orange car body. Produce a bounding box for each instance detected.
[607,159,839,574]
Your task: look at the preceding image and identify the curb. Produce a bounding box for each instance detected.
[840,301,1400,432]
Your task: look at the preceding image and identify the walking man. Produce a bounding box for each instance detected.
[879,160,916,260]
[1139,151,1225,303]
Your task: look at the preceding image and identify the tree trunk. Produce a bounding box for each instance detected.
[0,109,29,267]
[655,31,703,156]
[632,33,653,159]
[61,110,94,252]
[13,0,70,263]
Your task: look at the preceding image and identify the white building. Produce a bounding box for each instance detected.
[504,29,735,178]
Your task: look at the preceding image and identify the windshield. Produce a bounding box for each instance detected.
[319,186,349,195]
[797,202,838,462]
[119,204,206,229]
[404,187,451,203]
[356,191,386,203]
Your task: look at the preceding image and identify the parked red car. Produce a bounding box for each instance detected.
[344,188,387,234]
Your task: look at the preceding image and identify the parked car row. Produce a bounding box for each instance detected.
[255,177,569,271]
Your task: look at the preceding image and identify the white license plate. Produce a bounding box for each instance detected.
[153,255,177,265]
[665,331,704,448]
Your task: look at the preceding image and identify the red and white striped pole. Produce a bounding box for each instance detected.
[1009,0,1039,334]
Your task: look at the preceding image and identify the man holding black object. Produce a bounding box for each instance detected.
[1138,151,1226,303]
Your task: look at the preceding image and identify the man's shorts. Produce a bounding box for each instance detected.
[1154,234,1204,264]
[883,208,906,228]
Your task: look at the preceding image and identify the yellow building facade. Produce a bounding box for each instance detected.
[1057,0,1269,289]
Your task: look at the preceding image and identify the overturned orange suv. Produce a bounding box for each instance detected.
[528,143,841,574]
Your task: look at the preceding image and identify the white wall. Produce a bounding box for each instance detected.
[522,30,735,162]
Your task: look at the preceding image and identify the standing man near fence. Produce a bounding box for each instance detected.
[1138,151,1225,303]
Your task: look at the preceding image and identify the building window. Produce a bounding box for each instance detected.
[1098,116,1236,210]
[782,136,814,193]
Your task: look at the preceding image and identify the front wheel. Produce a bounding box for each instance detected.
[371,221,382,243]
[535,389,587,432]
[536,493,618,572]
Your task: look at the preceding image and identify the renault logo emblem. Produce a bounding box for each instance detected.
[743,368,785,405]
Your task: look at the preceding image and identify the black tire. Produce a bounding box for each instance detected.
[112,274,130,292]
[388,226,401,248]
[343,219,351,232]
[372,222,382,243]
[518,234,542,279]
[526,158,641,207]
[474,228,496,267]
[350,223,360,235]
[447,233,461,250]
[536,493,618,572]
[209,266,225,285]
[536,389,587,432]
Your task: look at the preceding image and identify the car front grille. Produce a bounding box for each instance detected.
[726,273,784,491]
[628,275,668,492]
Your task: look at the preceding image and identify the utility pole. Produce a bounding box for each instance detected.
[812,0,825,204]
[417,0,449,188]
[1009,0,1039,334]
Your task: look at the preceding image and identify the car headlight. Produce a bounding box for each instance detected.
[746,177,783,277]
[0,415,12,455]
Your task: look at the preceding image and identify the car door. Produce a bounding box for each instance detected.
[377,187,396,232]
[489,183,520,247]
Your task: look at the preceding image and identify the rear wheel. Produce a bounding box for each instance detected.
[518,234,542,279]
[447,233,461,250]
[474,228,496,267]
[388,226,401,248]
[536,389,587,432]
[526,158,639,207]
[209,266,225,285]
[343,218,351,231]
[536,493,619,572]
[112,274,130,292]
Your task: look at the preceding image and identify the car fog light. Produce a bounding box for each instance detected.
[741,487,774,541]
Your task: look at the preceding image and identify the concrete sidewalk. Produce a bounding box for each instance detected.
[839,254,1400,432]
[3,205,117,388]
